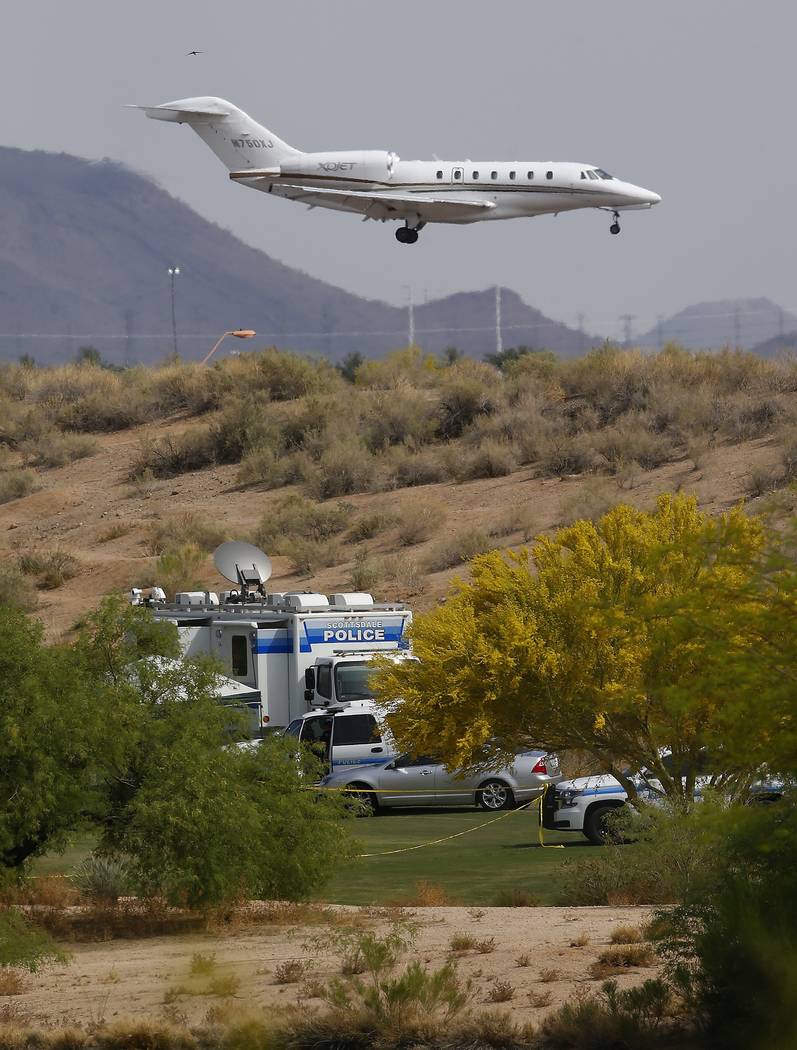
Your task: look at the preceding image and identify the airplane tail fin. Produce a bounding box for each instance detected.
[132,96,300,170]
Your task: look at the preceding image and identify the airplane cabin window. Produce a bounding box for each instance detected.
[581,172,587,179]
[491,170,498,180]
[436,170,443,179]
[472,170,479,179]
[509,171,516,180]
[454,169,462,180]
[546,170,553,180]
[527,171,534,179]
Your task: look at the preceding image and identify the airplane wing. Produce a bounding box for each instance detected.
[229,173,495,222]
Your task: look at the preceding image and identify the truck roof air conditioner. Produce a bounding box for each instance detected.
[329,593,375,610]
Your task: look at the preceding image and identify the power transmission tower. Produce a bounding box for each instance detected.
[619,313,635,346]
[495,286,503,356]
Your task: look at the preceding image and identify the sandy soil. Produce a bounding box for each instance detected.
[0,409,786,640]
[10,905,658,1029]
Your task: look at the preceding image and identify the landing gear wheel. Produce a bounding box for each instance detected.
[609,212,621,236]
[395,226,419,244]
[477,780,515,811]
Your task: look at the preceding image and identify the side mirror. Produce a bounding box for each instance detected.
[384,761,396,771]
[305,668,316,690]
[304,688,314,704]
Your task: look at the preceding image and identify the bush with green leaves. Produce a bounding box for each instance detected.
[0,908,68,972]
[0,599,352,908]
[657,796,797,1050]
[255,493,351,553]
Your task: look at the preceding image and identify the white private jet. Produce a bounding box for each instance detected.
[134,96,660,244]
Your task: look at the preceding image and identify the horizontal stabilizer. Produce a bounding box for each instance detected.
[128,102,232,124]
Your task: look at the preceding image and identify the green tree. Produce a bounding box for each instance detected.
[75,345,103,367]
[0,598,351,905]
[375,494,769,802]
[336,351,364,384]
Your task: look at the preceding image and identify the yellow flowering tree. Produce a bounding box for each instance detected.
[374,494,770,803]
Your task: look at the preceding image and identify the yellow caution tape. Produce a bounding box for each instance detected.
[357,801,534,857]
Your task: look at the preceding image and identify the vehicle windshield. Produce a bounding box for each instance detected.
[594,168,614,180]
[334,661,376,701]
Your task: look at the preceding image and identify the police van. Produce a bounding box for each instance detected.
[135,581,413,748]
[284,698,398,772]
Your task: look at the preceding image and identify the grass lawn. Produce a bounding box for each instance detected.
[34,809,603,907]
[316,805,604,906]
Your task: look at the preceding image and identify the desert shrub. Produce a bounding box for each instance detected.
[0,968,25,995]
[487,504,537,541]
[425,527,492,572]
[781,426,797,481]
[610,925,644,945]
[395,499,446,545]
[591,417,675,471]
[538,435,600,477]
[493,887,541,907]
[541,979,673,1048]
[304,440,378,499]
[538,967,561,983]
[449,932,477,953]
[378,553,424,597]
[255,494,350,553]
[515,953,531,967]
[454,439,518,481]
[349,552,382,591]
[0,565,38,612]
[189,952,217,977]
[381,446,449,489]
[144,543,207,597]
[528,989,553,1008]
[0,469,38,504]
[361,390,437,451]
[71,855,130,905]
[17,548,79,590]
[570,932,590,948]
[486,979,514,1003]
[130,430,216,479]
[147,513,227,556]
[589,943,656,979]
[97,523,131,543]
[56,386,154,433]
[149,363,220,417]
[436,377,496,439]
[274,959,309,984]
[559,479,618,526]
[19,429,96,468]
[284,538,341,575]
[247,348,337,401]
[723,395,786,440]
[747,464,782,497]
[348,510,394,541]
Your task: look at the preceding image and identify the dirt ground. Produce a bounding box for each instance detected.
[11,905,657,1029]
[0,409,785,641]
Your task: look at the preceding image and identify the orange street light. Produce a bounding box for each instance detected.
[200,329,256,367]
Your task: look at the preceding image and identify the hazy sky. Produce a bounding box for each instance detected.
[3,0,795,340]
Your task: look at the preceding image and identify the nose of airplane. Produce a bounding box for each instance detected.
[647,190,662,205]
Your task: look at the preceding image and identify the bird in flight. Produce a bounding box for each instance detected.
[186,50,203,56]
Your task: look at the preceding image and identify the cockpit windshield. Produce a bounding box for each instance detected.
[593,169,614,180]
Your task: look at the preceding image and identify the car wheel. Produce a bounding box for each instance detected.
[584,803,619,845]
[477,780,514,811]
[345,782,379,816]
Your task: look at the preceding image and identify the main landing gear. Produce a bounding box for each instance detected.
[609,211,621,235]
[395,221,425,244]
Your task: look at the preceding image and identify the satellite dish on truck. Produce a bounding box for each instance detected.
[213,541,272,600]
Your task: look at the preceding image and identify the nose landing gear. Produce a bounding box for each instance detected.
[609,211,621,235]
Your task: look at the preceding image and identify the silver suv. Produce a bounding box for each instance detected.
[319,750,561,813]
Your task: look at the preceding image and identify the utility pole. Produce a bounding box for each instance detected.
[123,308,134,369]
[619,313,635,346]
[733,304,741,348]
[403,285,415,346]
[576,312,585,335]
[495,285,503,356]
[168,266,180,356]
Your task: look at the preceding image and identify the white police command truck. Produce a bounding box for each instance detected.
[131,541,413,771]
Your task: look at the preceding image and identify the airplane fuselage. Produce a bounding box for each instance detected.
[137,97,661,243]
